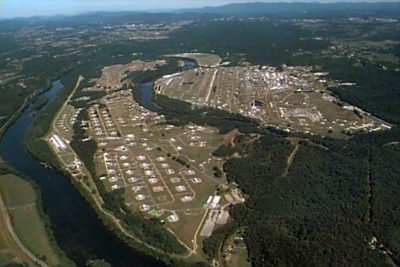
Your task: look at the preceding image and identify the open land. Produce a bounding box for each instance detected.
[222,230,251,267]
[92,91,229,251]
[46,60,245,259]
[2,7,397,266]
[167,53,222,67]
[93,60,166,91]
[0,207,26,266]
[0,174,60,267]
[155,63,391,138]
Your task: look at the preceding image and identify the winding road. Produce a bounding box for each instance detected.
[0,194,48,267]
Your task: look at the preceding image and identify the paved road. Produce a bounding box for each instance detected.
[0,193,48,267]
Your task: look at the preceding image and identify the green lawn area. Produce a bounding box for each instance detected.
[0,174,61,266]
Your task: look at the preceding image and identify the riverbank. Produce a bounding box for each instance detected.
[0,173,70,267]
[42,75,176,263]
[0,67,168,266]
[2,57,217,266]
[0,83,46,140]
[0,68,74,140]
[0,78,74,267]
[40,62,208,265]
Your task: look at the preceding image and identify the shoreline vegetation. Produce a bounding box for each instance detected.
[31,96,50,113]
[23,62,211,267]
[0,163,74,267]
[0,68,74,140]
[19,53,400,266]
[3,52,399,266]
[1,9,398,266]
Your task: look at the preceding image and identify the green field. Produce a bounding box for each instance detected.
[0,174,61,266]
[222,231,251,267]
[169,53,222,67]
[225,246,251,267]
[0,238,22,266]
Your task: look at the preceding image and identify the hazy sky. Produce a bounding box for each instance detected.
[0,0,391,19]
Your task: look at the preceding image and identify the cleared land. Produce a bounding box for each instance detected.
[89,90,233,253]
[155,64,391,138]
[168,53,222,67]
[0,174,60,266]
[222,230,251,267]
[47,61,245,259]
[0,219,25,266]
[94,60,166,91]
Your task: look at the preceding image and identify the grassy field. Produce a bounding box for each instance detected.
[0,174,61,266]
[169,53,222,67]
[223,230,251,267]
[0,238,23,266]
[225,246,251,267]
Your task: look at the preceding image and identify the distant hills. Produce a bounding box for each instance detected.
[178,2,400,17]
[1,2,398,23]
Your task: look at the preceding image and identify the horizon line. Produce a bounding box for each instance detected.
[1,0,398,20]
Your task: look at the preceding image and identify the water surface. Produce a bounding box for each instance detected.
[0,80,164,267]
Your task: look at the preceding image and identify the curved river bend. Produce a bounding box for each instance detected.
[0,80,164,267]
[0,59,196,266]
[139,59,196,111]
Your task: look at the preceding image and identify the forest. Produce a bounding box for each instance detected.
[1,7,398,266]
[3,10,397,130]
[329,63,400,124]
[220,127,400,266]
[153,91,400,266]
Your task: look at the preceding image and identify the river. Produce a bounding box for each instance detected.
[0,80,164,267]
[138,59,196,112]
[0,59,196,267]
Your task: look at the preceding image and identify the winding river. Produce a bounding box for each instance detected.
[0,59,196,266]
[0,80,164,267]
[138,59,196,111]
